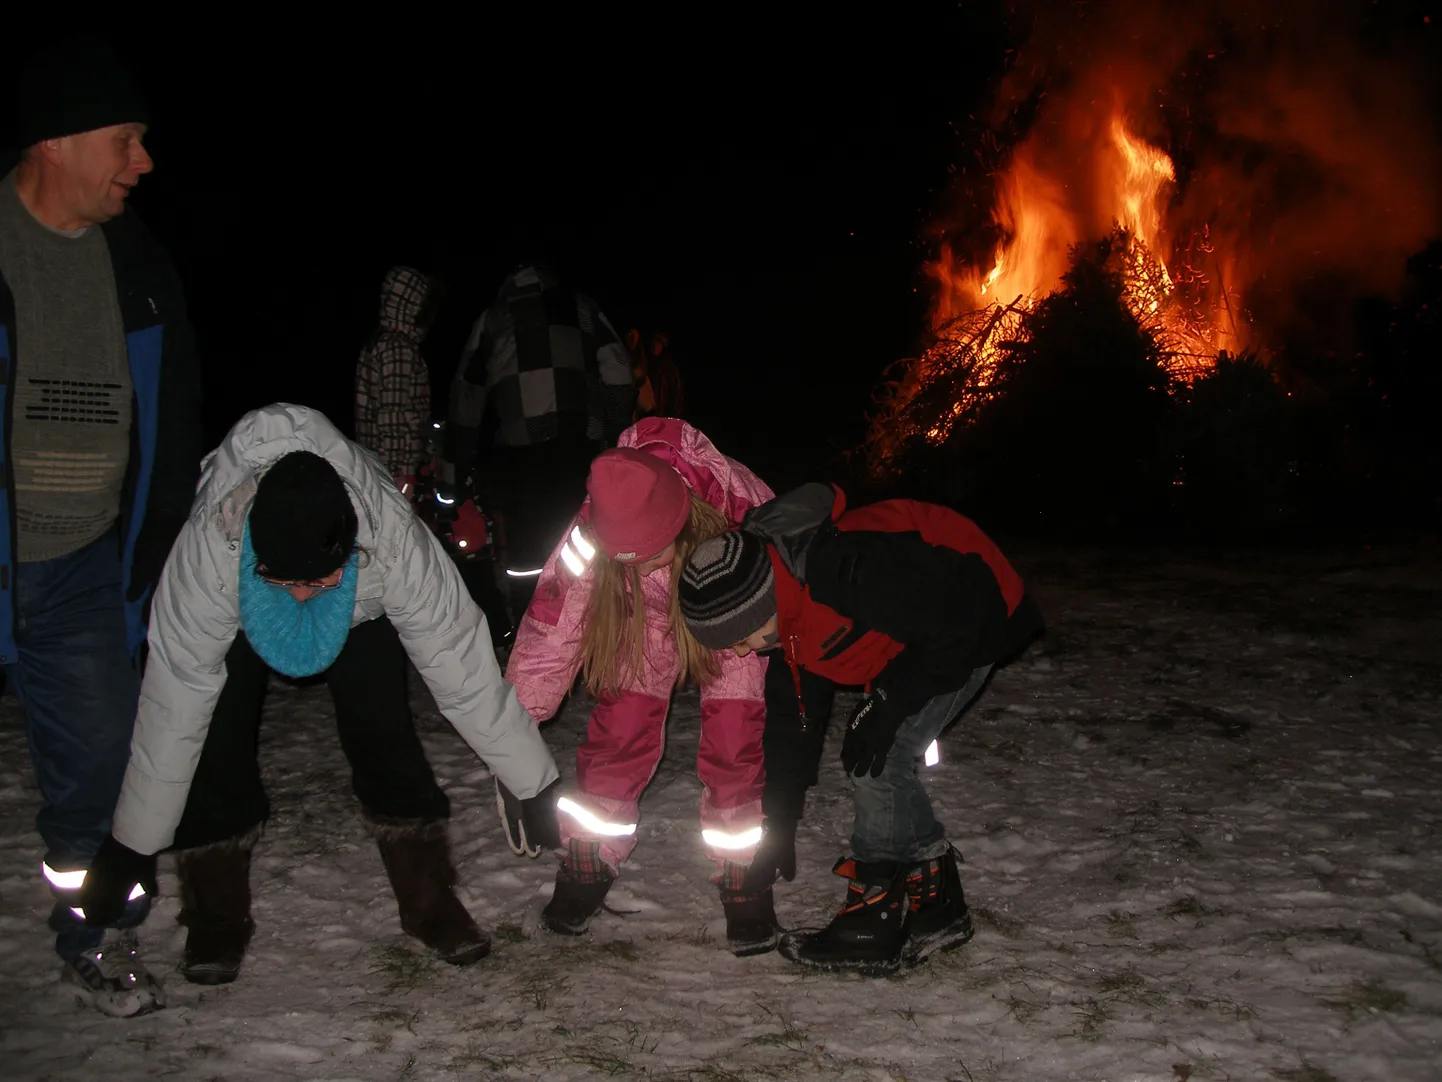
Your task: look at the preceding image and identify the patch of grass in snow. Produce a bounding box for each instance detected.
[1324,977,1408,1014]
[447,1043,520,1072]
[513,967,569,1011]
[1003,989,1047,1023]
[366,943,436,995]
[1272,1066,1344,1082]
[1163,896,1222,921]
[1102,909,1138,938]
[748,1000,810,1052]
[1184,992,1255,1021]
[663,924,713,948]
[1072,996,1112,1041]
[542,1046,637,1076]
[973,905,1025,938]
[491,921,525,944]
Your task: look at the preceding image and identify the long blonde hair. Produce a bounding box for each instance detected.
[577,492,730,699]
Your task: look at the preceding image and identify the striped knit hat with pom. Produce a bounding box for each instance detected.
[678,530,776,650]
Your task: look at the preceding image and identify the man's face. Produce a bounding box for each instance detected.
[54,123,153,226]
[731,614,780,658]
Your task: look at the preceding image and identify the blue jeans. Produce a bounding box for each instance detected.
[4,528,149,958]
[850,665,992,865]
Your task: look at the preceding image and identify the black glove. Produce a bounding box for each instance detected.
[840,687,906,779]
[496,777,562,857]
[742,817,798,891]
[77,835,158,927]
[125,515,185,603]
[434,485,461,525]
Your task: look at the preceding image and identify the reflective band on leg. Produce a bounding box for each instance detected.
[506,567,544,578]
[69,884,146,922]
[42,863,86,890]
[925,740,940,767]
[701,826,764,850]
[556,796,637,837]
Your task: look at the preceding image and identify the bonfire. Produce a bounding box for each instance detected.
[866,108,1247,476]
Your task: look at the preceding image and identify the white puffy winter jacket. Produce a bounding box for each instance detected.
[111,403,559,856]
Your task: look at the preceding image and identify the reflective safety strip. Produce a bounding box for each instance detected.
[924,740,940,767]
[68,883,146,921]
[556,796,637,837]
[506,566,544,578]
[559,526,597,577]
[42,862,86,890]
[436,492,456,505]
[701,826,764,850]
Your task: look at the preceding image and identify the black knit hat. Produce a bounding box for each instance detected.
[678,530,777,650]
[15,38,151,148]
[249,452,358,581]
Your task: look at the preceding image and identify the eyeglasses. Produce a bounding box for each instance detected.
[258,568,345,591]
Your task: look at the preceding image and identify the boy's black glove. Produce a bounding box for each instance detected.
[434,485,461,525]
[840,687,906,778]
[496,777,563,857]
[742,817,798,891]
[77,835,157,927]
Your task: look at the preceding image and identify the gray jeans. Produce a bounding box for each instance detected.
[850,665,992,864]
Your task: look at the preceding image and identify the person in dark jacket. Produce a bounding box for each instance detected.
[444,264,635,616]
[678,483,1042,974]
[0,38,203,1016]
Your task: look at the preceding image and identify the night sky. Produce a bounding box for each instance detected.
[5,7,1015,489]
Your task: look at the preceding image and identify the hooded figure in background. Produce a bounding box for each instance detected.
[354,266,437,495]
[77,404,561,989]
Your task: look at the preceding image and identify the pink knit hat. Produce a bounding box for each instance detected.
[586,449,691,561]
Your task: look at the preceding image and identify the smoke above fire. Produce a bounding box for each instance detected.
[928,0,1442,357]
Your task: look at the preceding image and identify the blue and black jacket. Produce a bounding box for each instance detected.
[0,206,203,664]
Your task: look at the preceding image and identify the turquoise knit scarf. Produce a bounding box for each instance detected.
[238,520,359,677]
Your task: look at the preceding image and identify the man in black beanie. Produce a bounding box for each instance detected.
[0,36,202,1017]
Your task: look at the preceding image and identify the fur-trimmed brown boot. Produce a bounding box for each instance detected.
[369,818,491,965]
[175,825,262,985]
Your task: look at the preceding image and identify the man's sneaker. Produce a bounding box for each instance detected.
[542,863,616,936]
[779,857,908,975]
[62,931,166,1018]
[902,846,975,965]
[720,886,782,957]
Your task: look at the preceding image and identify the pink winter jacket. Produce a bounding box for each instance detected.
[505,418,775,718]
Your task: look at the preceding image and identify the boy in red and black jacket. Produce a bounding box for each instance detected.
[679,482,1042,973]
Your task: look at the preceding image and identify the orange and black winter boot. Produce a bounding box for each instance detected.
[789,857,908,973]
[902,845,974,964]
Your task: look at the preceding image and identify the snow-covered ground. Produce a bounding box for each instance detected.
[2,543,1441,1082]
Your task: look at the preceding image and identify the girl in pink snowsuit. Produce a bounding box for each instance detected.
[504,418,778,954]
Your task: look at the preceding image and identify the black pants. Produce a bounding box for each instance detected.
[486,437,598,572]
[170,618,450,851]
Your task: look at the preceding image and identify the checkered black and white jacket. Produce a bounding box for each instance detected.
[448,266,635,474]
[354,266,432,478]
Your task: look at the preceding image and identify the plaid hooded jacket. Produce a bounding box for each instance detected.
[446,266,634,485]
[354,267,432,479]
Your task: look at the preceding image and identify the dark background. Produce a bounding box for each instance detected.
[5,6,1017,493]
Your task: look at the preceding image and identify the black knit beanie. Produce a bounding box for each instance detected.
[249,452,358,581]
[15,38,151,147]
[679,530,777,650]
